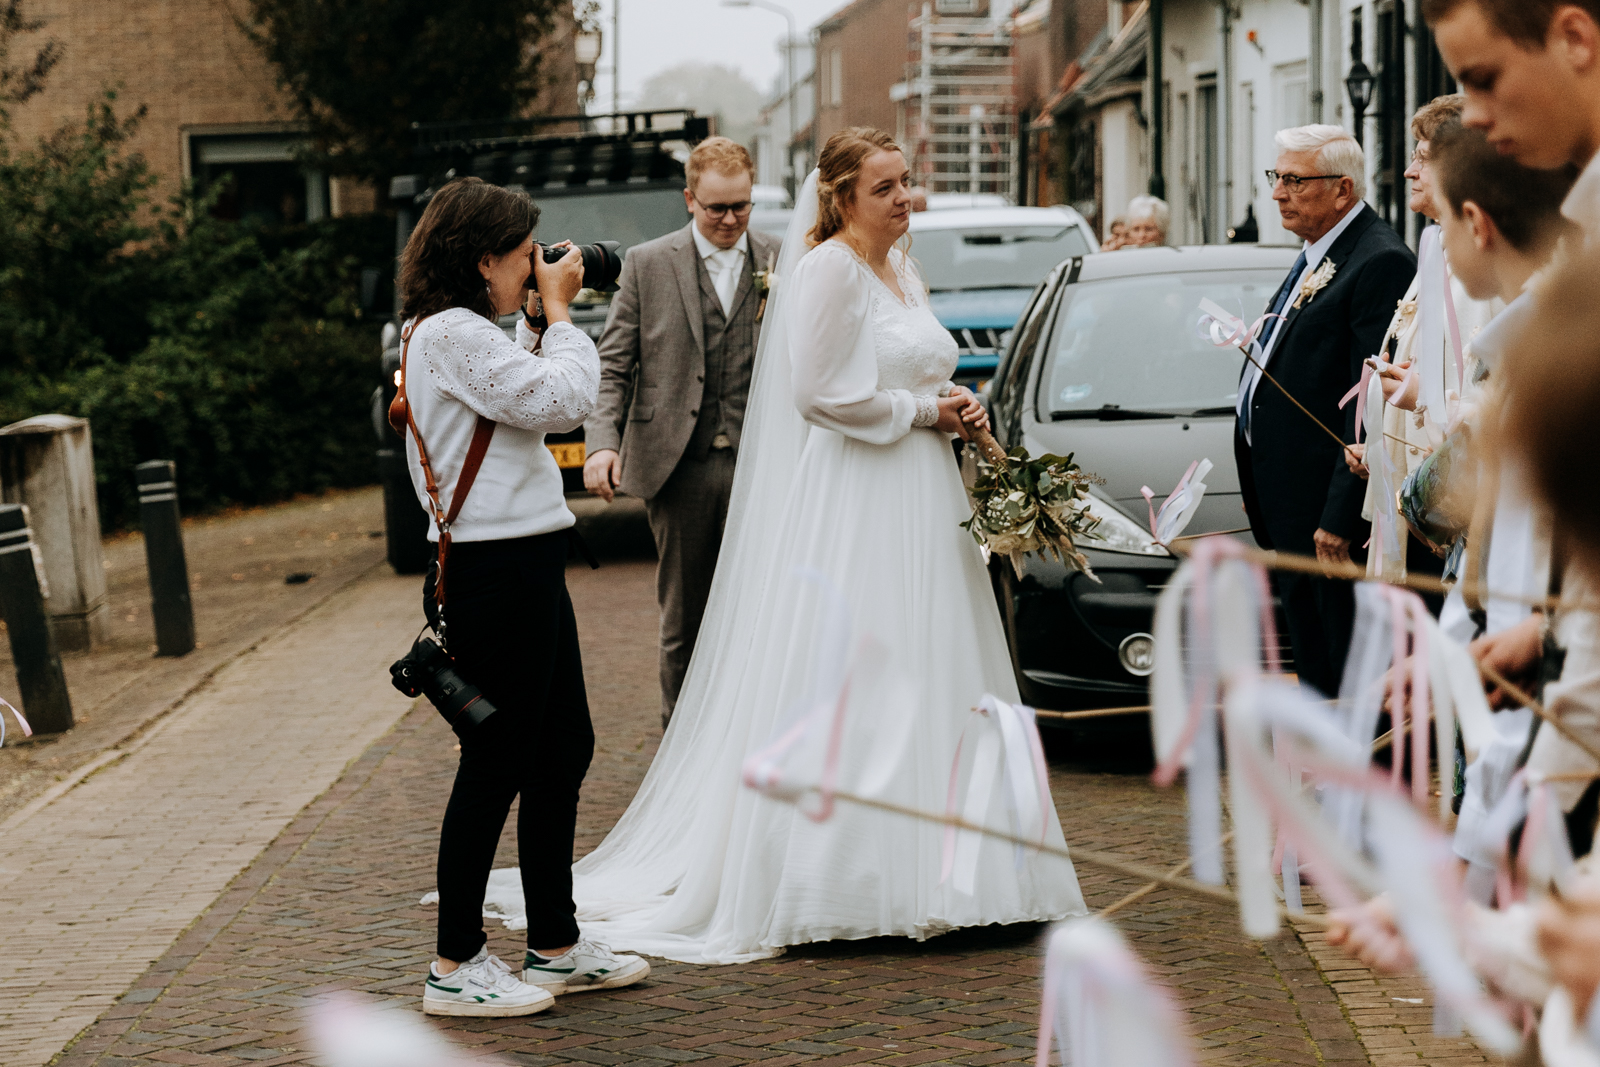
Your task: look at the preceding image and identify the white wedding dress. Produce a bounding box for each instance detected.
[571,176,1086,964]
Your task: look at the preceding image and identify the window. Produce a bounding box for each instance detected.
[829,48,842,108]
[1040,269,1281,419]
[1273,61,1309,132]
[189,133,329,224]
[935,0,980,12]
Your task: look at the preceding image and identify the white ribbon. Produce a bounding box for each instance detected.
[0,694,30,747]
[1140,459,1213,545]
[943,695,1053,893]
[1035,918,1195,1067]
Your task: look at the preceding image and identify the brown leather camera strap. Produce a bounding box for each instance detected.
[398,314,496,614]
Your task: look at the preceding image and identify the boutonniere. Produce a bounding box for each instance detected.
[1292,258,1337,309]
[754,265,777,323]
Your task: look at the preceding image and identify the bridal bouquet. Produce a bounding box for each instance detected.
[962,430,1101,578]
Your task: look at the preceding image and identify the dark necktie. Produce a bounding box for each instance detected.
[1240,249,1308,440]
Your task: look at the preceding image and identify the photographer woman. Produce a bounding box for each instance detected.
[396,177,649,1017]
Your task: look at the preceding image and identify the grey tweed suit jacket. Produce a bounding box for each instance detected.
[584,222,783,500]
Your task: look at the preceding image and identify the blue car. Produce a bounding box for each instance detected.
[907,206,1099,390]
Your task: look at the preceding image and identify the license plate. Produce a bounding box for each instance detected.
[547,441,586,469]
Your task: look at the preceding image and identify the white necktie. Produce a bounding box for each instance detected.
[708,247,743,317]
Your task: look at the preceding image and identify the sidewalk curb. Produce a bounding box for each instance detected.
[0,559,393,838]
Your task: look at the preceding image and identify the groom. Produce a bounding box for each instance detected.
[583,137,782,727]
[1235,124,1414,697]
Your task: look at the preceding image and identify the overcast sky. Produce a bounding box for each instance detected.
[591,0,847,106]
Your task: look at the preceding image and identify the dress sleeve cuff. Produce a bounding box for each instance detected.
[911,394,941,428]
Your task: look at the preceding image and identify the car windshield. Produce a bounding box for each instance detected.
[912,225,1091,290]
[1041,268,1281,418]
[522,186,689,257]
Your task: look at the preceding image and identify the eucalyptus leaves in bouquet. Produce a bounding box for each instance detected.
[962,430,1102,578]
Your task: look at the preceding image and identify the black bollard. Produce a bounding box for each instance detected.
[0,504,73,733]
[136,460,195,656]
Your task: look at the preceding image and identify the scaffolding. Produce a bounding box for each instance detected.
[898,3,1016,201]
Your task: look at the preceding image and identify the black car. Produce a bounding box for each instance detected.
[983,246,1301,718]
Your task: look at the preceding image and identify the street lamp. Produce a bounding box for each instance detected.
[722,0,798,197]
[575,24,603,111]
[1345,59,1375,148]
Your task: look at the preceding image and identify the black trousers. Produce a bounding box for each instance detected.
[1276,570,1357,699]
[427,530,594,962]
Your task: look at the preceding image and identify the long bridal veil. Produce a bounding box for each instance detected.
[570,174,823,932]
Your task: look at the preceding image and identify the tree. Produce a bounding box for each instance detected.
[238,0,564,185]
[0,0,61,123]
[636,62,763,151]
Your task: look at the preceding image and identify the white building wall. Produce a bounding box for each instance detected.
[1100,97,1144,241]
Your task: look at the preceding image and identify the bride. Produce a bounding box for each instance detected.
[573,127,1086,964]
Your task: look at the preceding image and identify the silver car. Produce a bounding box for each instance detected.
[984,244,1299,715]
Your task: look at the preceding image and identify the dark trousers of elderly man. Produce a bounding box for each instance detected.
[1237,127,1415,697]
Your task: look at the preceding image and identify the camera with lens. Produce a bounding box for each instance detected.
[390,636,498,734]
[527,240,623,293]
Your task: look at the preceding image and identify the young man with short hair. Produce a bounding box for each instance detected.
[582,138,783,727]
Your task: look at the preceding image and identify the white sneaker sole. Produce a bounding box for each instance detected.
[423,991,554,1017]
[526,958,651,995]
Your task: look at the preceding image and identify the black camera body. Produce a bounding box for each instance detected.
[390,636,498,734]
[527,240,623,293]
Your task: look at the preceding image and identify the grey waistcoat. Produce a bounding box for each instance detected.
[685,252,759,460]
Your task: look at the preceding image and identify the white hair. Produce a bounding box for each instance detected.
[1273,123,1367,201]
[1126,195,1170,235]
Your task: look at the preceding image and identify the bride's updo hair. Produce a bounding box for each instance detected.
[808,127,903,246]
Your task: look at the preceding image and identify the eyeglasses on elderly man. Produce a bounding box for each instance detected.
[1264,170,1347,191]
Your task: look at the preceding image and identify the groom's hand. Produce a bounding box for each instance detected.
[1313,528,1351,565]
[584,449,622,502]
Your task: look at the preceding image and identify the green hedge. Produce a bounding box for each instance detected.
[0,96,392,530]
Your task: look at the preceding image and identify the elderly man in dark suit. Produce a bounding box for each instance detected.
[1236,124,1416,696]
[583,137,782,726]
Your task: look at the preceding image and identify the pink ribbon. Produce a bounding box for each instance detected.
[1373,586,1432,809]
[1443,275,1465,397]
[1339,364,1374,444]
[1197,298,1283,356]
[742,676,854,824]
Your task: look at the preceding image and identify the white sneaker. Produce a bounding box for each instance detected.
[523,938,651,994]
[423,948,555,1017]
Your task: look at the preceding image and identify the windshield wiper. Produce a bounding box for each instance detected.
[1051,406,1181,421]
[1189,406,1238,417]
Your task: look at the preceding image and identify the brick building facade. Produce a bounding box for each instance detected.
[7,0,579,220]
[814,0,914,150]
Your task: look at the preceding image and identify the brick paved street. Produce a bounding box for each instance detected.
[0,496,1499,1067]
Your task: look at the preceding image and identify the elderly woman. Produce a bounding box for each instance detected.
[1124,195,1170,247]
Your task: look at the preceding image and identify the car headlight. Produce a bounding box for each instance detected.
[1081,491,1170,557]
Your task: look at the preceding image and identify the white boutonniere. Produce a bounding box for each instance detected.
[1292,258,1337,309]
[754,265,777,323]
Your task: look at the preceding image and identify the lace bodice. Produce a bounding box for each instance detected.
[865,252,959,394]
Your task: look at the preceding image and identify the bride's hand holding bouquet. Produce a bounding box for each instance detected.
[934,386,989,441]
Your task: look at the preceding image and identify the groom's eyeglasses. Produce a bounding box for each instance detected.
[1265,170,1344,192]
[692,195,754,219]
